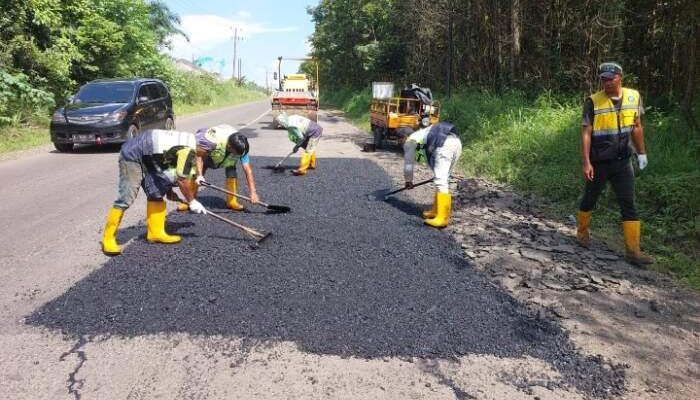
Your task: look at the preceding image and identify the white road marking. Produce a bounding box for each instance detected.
[241,108,271,128]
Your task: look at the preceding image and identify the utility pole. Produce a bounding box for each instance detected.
[238,59,242,82]
[231,26,239,80]
[277,56,283,91]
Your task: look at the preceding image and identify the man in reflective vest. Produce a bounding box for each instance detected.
[577,62,653,266]
[177,124,259,211]
[403,121,462,228]
[277,112,323,176]
[101,129,206,256]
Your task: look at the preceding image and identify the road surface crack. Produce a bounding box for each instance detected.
[59,335,89,400]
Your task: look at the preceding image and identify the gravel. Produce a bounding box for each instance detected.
[28,157,625,397]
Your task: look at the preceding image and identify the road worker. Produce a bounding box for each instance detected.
[403,120,462,228]
[276,112,323,176]
[576,62,653,266]
[177,124,259,211]
[101,129,205,256]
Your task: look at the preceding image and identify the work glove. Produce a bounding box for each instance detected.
[195,175,207,185]
[188,199,207,214]
[293,144,301,153]
[637,154,648,170]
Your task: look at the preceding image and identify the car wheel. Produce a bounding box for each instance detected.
[126,124,139,139]
[165,117,175,130]
[54,142,74,152]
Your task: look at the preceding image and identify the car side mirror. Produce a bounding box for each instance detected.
[138,96,149,104]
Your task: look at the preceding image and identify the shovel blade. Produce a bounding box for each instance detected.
[266,204,291,213]
[250,232,272,249]
[367,189,393,201]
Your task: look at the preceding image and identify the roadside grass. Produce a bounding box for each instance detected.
[327,87,700,290]
[0,86,266,155]
[323,88,371,131]
[0,119,50,153]
[173,85,267,116]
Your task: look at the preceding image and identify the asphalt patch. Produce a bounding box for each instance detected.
[28,157,625,397]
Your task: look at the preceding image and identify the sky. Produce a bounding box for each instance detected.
[162,0,319,88]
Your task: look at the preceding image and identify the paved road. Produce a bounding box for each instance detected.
[1,102,623,399]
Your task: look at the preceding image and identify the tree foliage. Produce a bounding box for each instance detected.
[309,0,699,119]
[0,0,186,125]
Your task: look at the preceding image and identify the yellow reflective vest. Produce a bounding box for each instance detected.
[589,88,640,161]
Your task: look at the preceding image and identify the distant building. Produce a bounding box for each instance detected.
[172,58,209,75]
[172,58,227,82]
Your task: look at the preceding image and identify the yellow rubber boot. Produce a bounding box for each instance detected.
[623,221,654,266]
[225,178,244,211]
[425,192,451,228]
[576,211,592,248]
[146,200,181,244]
[102,207,124,256]
[177,179,199,211]
[422,192,438,219]
[309,151,317,169]
[292,153,312,176]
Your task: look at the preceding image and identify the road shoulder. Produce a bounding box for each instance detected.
[324,108,700,400]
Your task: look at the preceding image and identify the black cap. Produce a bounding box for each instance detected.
[599,62,623,79]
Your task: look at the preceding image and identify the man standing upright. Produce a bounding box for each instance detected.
[576,62,653,266]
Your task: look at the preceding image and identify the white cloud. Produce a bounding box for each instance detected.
[167,14,297,61]
[236,11,252,18]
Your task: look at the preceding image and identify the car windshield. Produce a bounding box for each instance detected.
[74,82,136,104]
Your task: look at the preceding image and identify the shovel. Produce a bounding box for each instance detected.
[263,150,295,172]
[368,178,433,201]
[206,208,272,249]
[200,181,291,213]
[172,193,272,249]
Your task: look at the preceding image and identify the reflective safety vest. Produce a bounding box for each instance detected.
[590,88,640,162]
[286,115,310,144]
[123,129,196,179]
[203,125,241,168]
[151,129,196,154]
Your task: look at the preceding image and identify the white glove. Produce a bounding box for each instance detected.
[637,154,648,170]
[189,199,207,214]
[195,175,206,185]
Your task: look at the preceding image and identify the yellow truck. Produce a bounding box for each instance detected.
[369,83,440,149]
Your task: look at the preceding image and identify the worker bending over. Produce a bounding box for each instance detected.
[277,112,323,176]
[102,129,206,256]
[177,124,258,211]
[403,121,462,228]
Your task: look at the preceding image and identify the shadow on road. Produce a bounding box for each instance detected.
[27,157,625,397]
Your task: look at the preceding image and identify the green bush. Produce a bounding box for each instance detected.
[0,70,55,126]
[322,87,371,129]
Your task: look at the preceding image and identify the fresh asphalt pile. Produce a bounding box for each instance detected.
[28,157,625,397]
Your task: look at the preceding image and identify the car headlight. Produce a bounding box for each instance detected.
[103,111,127,123]
[51,111,65,123]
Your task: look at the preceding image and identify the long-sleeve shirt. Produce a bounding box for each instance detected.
[403,126,431,183]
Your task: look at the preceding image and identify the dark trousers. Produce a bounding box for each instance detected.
[579,157,637,221]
